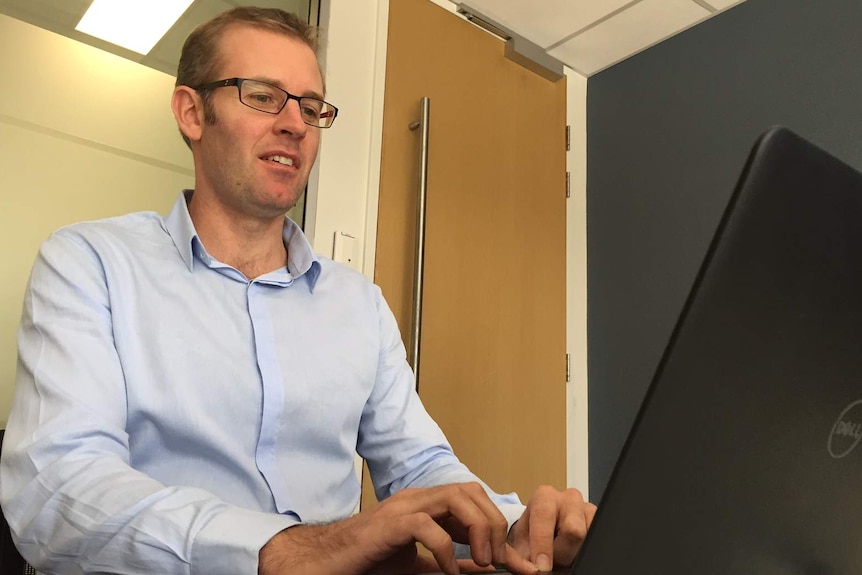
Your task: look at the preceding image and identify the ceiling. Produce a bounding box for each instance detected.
[0,0,313,76]
[452,0,746,76]
[0,0,746,78]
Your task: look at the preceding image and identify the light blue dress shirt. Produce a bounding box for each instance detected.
[0,192,523,575]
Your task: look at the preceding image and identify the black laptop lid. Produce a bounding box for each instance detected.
[573,127,862,574]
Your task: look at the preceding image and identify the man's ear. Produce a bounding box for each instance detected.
[172,85,205,144]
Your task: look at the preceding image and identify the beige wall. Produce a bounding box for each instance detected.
[0,14,195,425]
[0,2,381,427]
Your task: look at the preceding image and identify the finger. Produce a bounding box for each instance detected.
[551,495,594,567]
[389,512,460,575]
[430,493,494,566]
[551,514,586,566]
[585,502,597,529]
[526,487,560,571]
[506,519,530,559]
[456,558,504,573]
[416,483,508,567]
[501,542,539,575]
[455,483,510,565]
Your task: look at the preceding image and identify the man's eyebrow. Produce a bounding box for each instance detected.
[252,76,325,101]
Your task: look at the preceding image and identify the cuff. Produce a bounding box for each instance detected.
[498,502,527,533]
[191,507,299,575]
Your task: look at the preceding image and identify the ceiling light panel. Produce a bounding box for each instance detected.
[75,0,194,55]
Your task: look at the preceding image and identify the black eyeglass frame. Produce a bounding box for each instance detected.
[190,77,338,128]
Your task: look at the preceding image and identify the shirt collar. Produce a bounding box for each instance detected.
[163,190,321,291]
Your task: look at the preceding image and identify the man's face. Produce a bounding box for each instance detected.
[195,25,323,219]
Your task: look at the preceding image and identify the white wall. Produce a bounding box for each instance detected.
[0,14,195,426]
[310,0,389,272]
[566,68,589,499]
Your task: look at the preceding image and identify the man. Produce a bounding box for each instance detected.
[0,7,595,575]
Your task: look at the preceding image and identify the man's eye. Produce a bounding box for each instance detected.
[301,105,321,118]
[251,93,274,103]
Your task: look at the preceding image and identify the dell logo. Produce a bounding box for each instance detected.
[827,400,862,459]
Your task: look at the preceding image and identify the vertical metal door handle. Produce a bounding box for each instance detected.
[408,97,430,391]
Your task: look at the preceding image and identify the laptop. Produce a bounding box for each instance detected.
[569,126,862,574]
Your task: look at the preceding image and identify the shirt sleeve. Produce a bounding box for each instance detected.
[0,231,295,575]
[357,288,525,530]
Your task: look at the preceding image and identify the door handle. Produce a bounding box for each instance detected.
[408,97,430,391]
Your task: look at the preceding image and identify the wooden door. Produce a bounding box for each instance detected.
[365,0,567,508]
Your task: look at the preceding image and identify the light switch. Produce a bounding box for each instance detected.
[333,231,359,271]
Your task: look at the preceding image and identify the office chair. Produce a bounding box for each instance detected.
[0,430,35,574]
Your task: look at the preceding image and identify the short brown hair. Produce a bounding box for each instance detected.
[175,7,323,147]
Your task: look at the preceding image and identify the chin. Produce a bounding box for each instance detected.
[256,204,295,218]
[255,190,302,214]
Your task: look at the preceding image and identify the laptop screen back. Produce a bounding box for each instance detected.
[572,127,862,574]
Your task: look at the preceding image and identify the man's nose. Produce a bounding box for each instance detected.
[274,98,308,136]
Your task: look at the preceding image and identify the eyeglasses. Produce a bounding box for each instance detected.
[191,78,338,128]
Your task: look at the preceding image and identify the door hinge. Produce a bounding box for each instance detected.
[566,353,571,383]
[566,172,571,198]
[566,125,571,151]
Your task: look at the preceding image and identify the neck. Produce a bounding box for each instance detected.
[187,192,288,279]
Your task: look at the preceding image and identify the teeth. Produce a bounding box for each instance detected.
[266,155,294,166]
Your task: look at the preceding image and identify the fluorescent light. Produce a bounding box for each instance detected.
[76,0,195,55]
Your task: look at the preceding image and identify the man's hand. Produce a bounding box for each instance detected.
[258,482,536,575]
[507,486,597,572]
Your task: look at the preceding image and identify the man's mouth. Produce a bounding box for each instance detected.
[264,155,294,167]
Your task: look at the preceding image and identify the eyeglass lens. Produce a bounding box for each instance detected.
[239,79,335,128]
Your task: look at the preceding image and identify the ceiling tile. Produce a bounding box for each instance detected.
[144,0,310,75]
[454,0,635,48]
[0,0,91,30]
[143,0,238,74]
[704,0,746,10]
[549,0,709,75]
